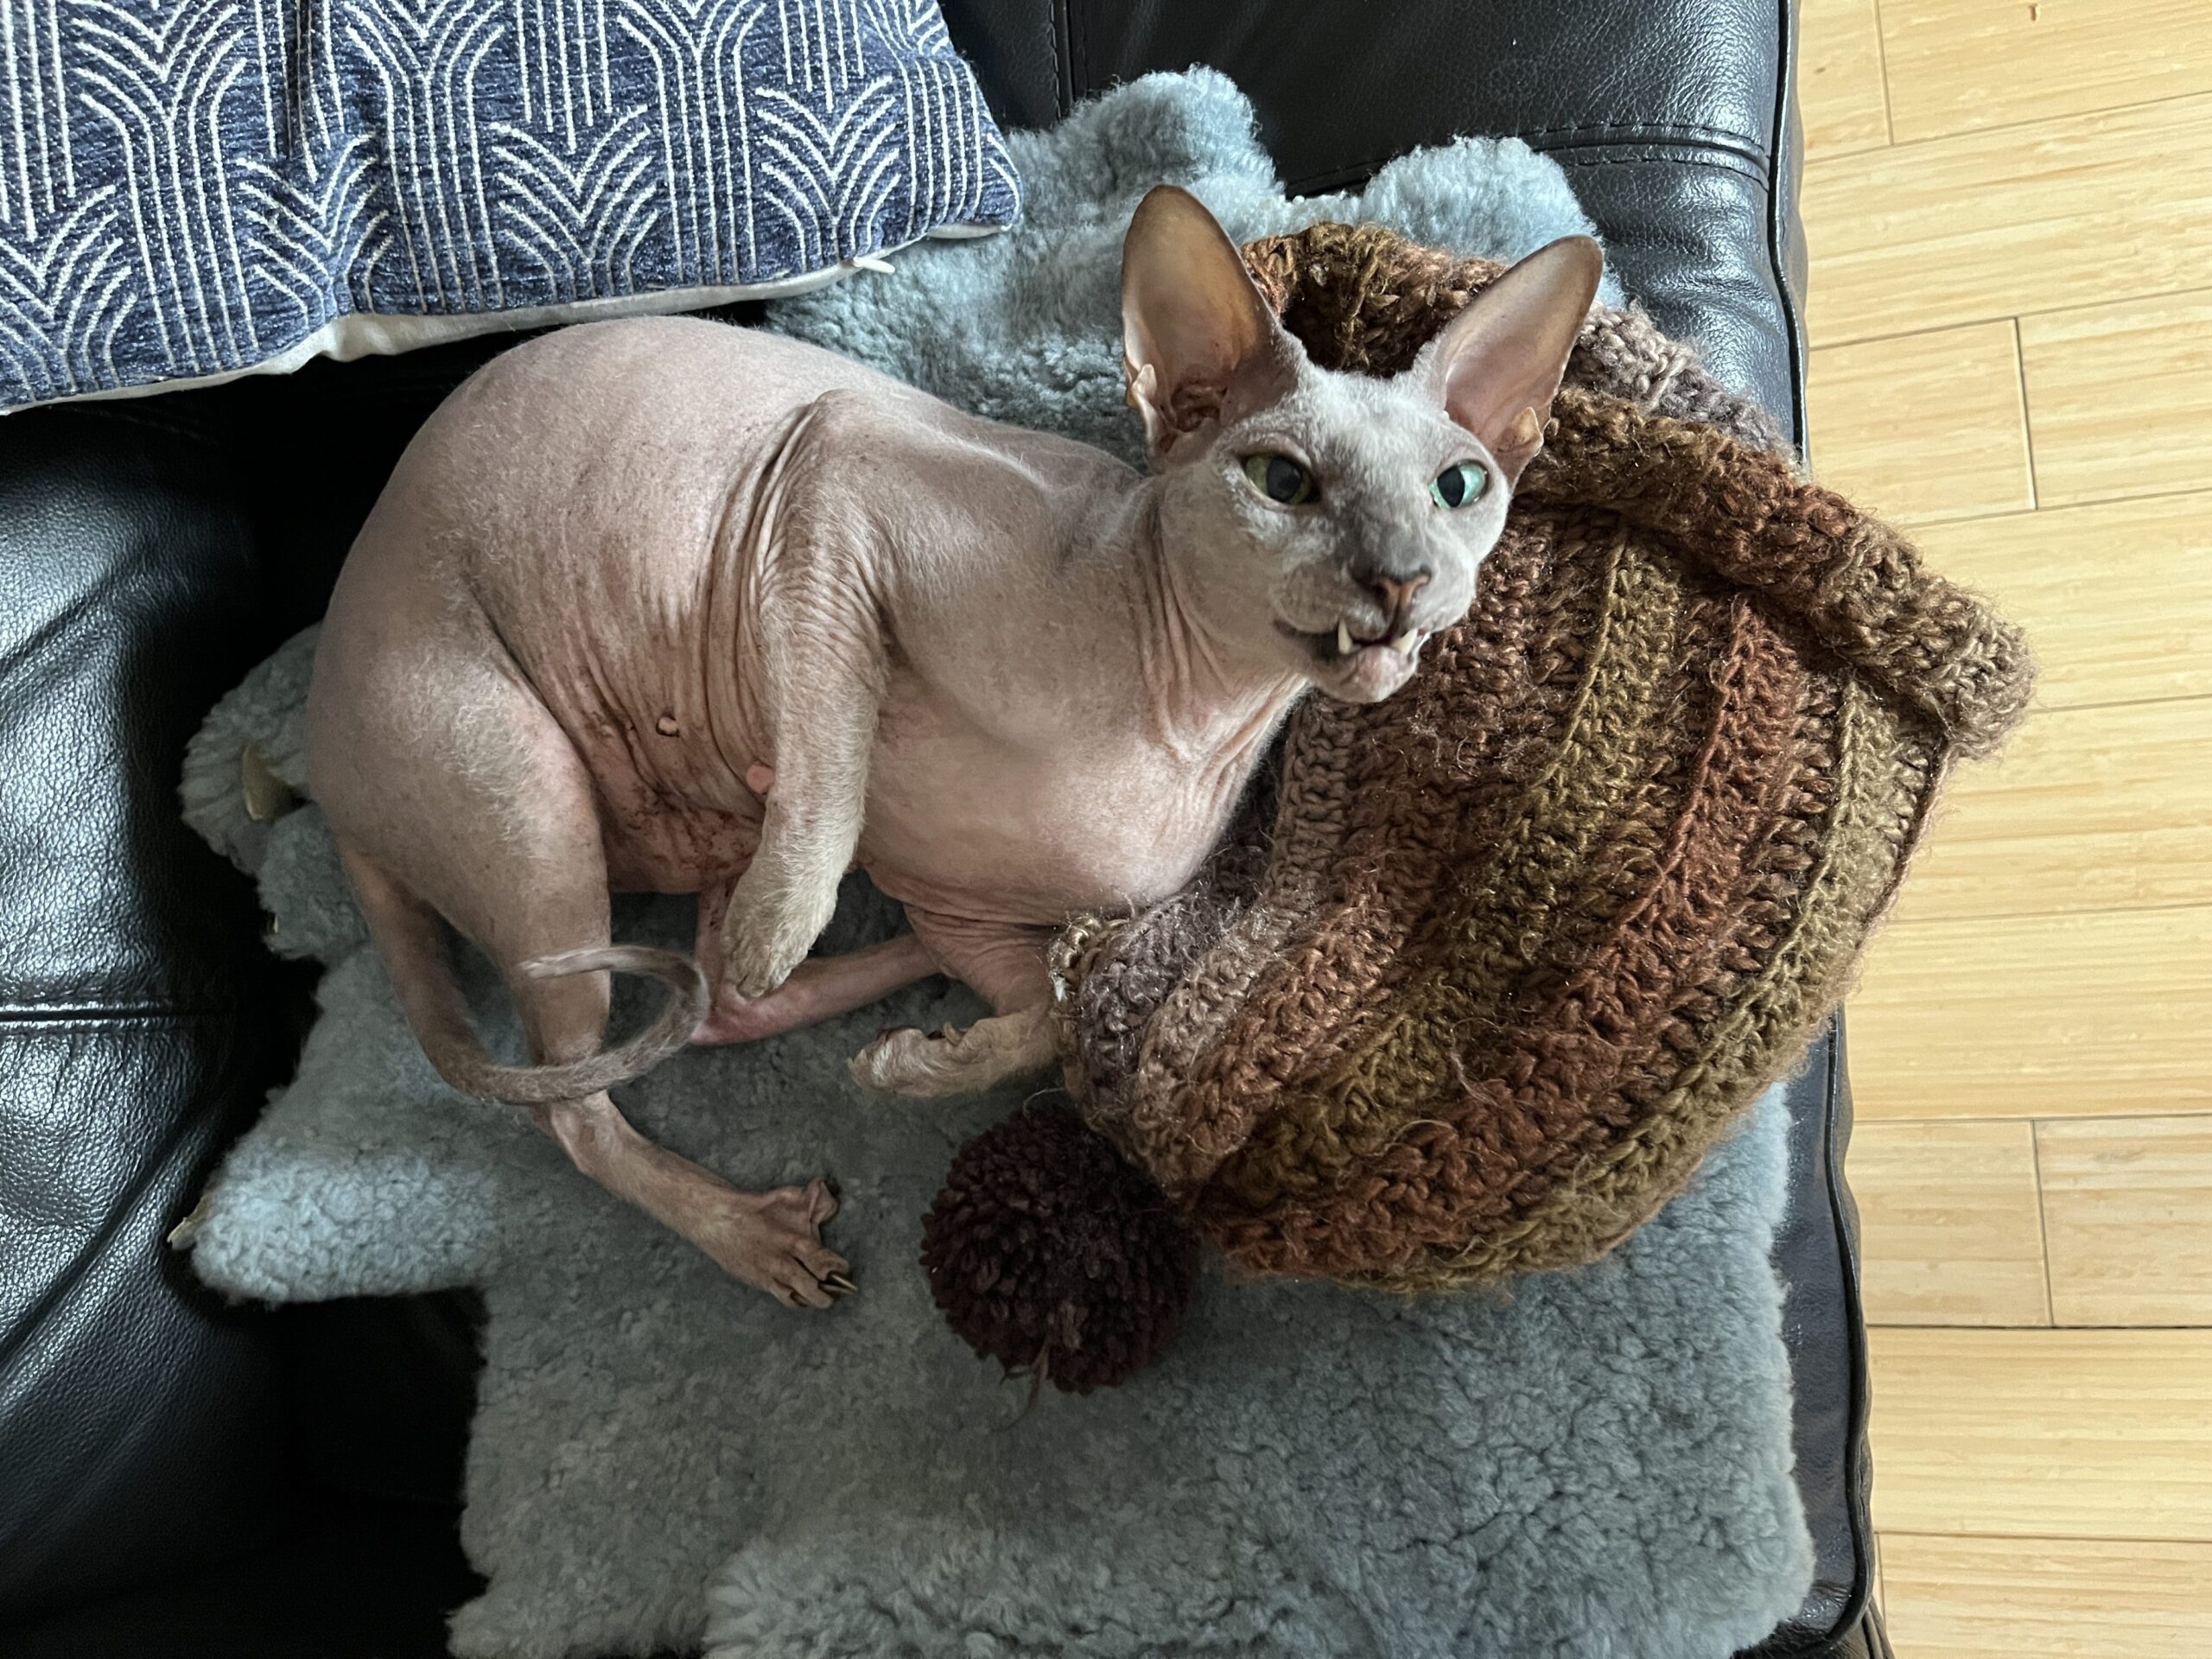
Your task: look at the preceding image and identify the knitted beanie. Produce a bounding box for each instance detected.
[1048,223,2033,1293]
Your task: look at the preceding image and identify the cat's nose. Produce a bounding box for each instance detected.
[1366,569,1431,626]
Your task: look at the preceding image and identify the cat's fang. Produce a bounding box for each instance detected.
[1337,621,1354,657]
[1389,629,1420,658]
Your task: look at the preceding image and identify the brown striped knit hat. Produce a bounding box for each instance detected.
[1048,223,2033,1294]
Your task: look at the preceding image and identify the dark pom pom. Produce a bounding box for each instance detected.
[921,1101,1199,1394]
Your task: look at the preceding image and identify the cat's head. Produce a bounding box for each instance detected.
[1122,186,1601,704]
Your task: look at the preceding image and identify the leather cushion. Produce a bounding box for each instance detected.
[0,405,302,1620]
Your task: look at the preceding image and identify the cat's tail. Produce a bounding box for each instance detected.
[414,943,707,1106]
[347,849,708,1105]
[493,945,709,1103]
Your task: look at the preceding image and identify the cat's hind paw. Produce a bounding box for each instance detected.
[849,1007,1056,1098]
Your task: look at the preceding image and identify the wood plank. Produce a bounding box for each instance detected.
[1849,907,2212,1121]
[1802,95,2212,345]
[2022,289,2212,508]
[1890,701,2212,923]
[1880,1533,2212,1658]
[1851,1120,2049,1325]
[2038,1116,2212,1327]
[1807,321,2032,524]
[1800,0,1891,156]
[1878,0,2212,143]
[1866,1327,2212,1540]
[1910,495,2212,710]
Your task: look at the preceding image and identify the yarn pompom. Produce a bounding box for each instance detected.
[921,1101,1200,1394]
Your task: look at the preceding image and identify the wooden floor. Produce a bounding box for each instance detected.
[1799,1,2212,1650]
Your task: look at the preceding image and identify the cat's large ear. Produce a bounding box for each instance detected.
[1122,184,1296,461]
[1420,235,1603,486]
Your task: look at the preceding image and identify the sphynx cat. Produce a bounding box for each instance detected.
[306,186,1601,1308]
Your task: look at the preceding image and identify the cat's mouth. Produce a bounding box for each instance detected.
[1277,617,1426,664]
[1275,617,1427,698]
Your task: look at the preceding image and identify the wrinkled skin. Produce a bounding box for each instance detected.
[306,188,1600,1305]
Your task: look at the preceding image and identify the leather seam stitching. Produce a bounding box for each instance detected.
[1519,116,1771,156]
[0,1005,231,1026]
[1284,124,1772,195]
[1547,149,1767,186]
[1049,0,1073,118]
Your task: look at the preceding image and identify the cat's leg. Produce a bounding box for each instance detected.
[692,892,936,1045]
[320,655,849,1309]
[714,620,883,1004]
[849,908,1058,1097]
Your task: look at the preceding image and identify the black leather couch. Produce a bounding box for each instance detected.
[0,3,1891,1653]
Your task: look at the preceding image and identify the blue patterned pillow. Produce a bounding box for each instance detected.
[0,0,1018,411]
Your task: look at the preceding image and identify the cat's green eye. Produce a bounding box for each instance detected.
[1242,452,1314,505]
[1429,461,1489,510]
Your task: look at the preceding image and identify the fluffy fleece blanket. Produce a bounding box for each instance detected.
[177,71,1812,1659]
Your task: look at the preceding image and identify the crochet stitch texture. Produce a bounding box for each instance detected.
[1053,223,2034,1292]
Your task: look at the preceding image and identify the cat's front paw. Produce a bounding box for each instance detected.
[718,880,835,998]
[720,922,814,999]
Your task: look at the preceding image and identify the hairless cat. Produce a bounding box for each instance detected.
[306,186,1601,1308]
